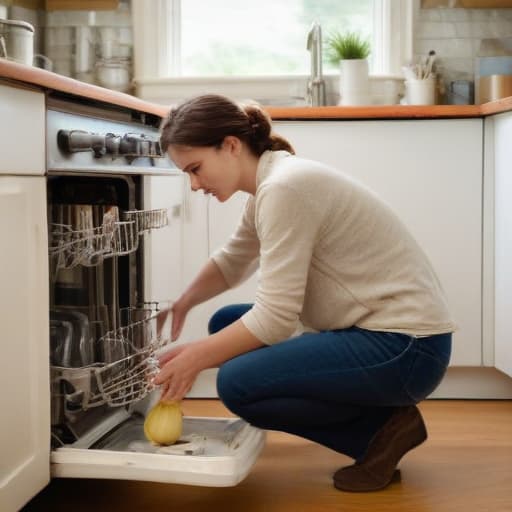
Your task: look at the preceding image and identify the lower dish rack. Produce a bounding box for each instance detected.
[51,304,172,424]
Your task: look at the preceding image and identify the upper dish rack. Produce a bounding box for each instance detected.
[49,205,168,270]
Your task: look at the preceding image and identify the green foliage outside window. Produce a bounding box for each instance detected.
[181,0,373,76]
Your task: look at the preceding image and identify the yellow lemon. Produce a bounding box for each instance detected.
[144,400,183,445]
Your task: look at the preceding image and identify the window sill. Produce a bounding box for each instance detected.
[134,73,405,107]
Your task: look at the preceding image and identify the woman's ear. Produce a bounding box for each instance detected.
[222,135,242,156]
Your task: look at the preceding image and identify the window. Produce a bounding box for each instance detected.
[178,0,374,76]
[132,0,412,98]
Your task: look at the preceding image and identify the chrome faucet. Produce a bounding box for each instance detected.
[306,22,326,106]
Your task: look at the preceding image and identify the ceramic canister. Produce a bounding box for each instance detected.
[0,18,34,66]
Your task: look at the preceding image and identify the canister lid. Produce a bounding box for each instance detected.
[0,18,35,33]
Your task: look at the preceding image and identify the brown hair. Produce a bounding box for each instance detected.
[160,94,295,156]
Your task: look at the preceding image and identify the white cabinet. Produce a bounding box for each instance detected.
[171,182,222,397]
[143,174,186,304]
[0,83,49,511]
[0,84,45,175]
[493,111,512,378]
[179,186,211,342]
[208,119,484,367]
[0,177,50,512]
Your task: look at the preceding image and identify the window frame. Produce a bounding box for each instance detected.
[131,0,414,100]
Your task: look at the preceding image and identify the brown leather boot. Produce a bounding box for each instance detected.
[333,405,427,492]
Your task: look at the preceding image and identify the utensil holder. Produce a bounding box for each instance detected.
[405,78,436,106]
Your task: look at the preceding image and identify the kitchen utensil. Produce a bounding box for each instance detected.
[424,50,436,80]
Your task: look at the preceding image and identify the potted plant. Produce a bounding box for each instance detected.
[326,31,371,105]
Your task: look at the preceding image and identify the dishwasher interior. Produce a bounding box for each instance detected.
[48,172,168,446]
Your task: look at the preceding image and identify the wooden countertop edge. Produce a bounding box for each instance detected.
[0,59,169,118]
[263,104,482,119]
[2,59,512,120]
[479,96,512,115]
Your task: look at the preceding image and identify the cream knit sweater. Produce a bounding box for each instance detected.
[211,150,455,345]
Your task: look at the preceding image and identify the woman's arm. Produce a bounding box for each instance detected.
[165,258,229,340]
[166,197,259,340]
[154,318,265,401]
[180,258,230,309]
[155,199,263,397]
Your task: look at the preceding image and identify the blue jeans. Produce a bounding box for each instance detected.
[210,304,452,460]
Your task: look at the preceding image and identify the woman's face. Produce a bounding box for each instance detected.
[168,138,241,202]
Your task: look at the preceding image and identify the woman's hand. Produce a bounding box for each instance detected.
[153,341,205,402]
[153,319,264,402]
[157,295,191,342]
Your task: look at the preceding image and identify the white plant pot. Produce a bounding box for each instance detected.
[339,59,370,106]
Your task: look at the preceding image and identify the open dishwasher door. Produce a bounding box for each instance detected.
[51,405,266,487]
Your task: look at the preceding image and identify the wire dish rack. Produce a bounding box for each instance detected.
[49,207,169,270]
[51,303,172,422]
[122,208,169,234]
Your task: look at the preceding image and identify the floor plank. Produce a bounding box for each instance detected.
[22,400,512,512]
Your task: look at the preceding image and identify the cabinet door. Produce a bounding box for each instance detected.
[164,178,218,397]
[182,191,257,398]
[0,85,45,176]
[274,120,482,366]
[179,185,211,343]
[143,174,185,305]
[207,191,257,309]
[0,177,50,512]
[494,111,512,378]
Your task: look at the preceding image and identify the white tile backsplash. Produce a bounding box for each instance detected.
[415,6,512,101]
[453,22,476,38]
[419,9,442,22]
[424,8,469,22]
[417,21,457,39]
[416,38,474,58]
[488,19,512,37]
[45,7,131,28]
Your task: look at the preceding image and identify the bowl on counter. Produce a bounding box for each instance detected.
[95,57,132,93]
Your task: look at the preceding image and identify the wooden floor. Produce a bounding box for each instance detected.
[23,400,512,512]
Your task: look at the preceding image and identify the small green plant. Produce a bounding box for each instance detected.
[326,31,371,64]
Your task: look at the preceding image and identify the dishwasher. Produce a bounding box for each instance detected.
[1,90,265,512]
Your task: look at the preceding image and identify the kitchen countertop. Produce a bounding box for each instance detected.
[2,58,512,120]
[0,58,166,117]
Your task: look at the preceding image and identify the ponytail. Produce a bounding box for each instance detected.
[243,103,295,155]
